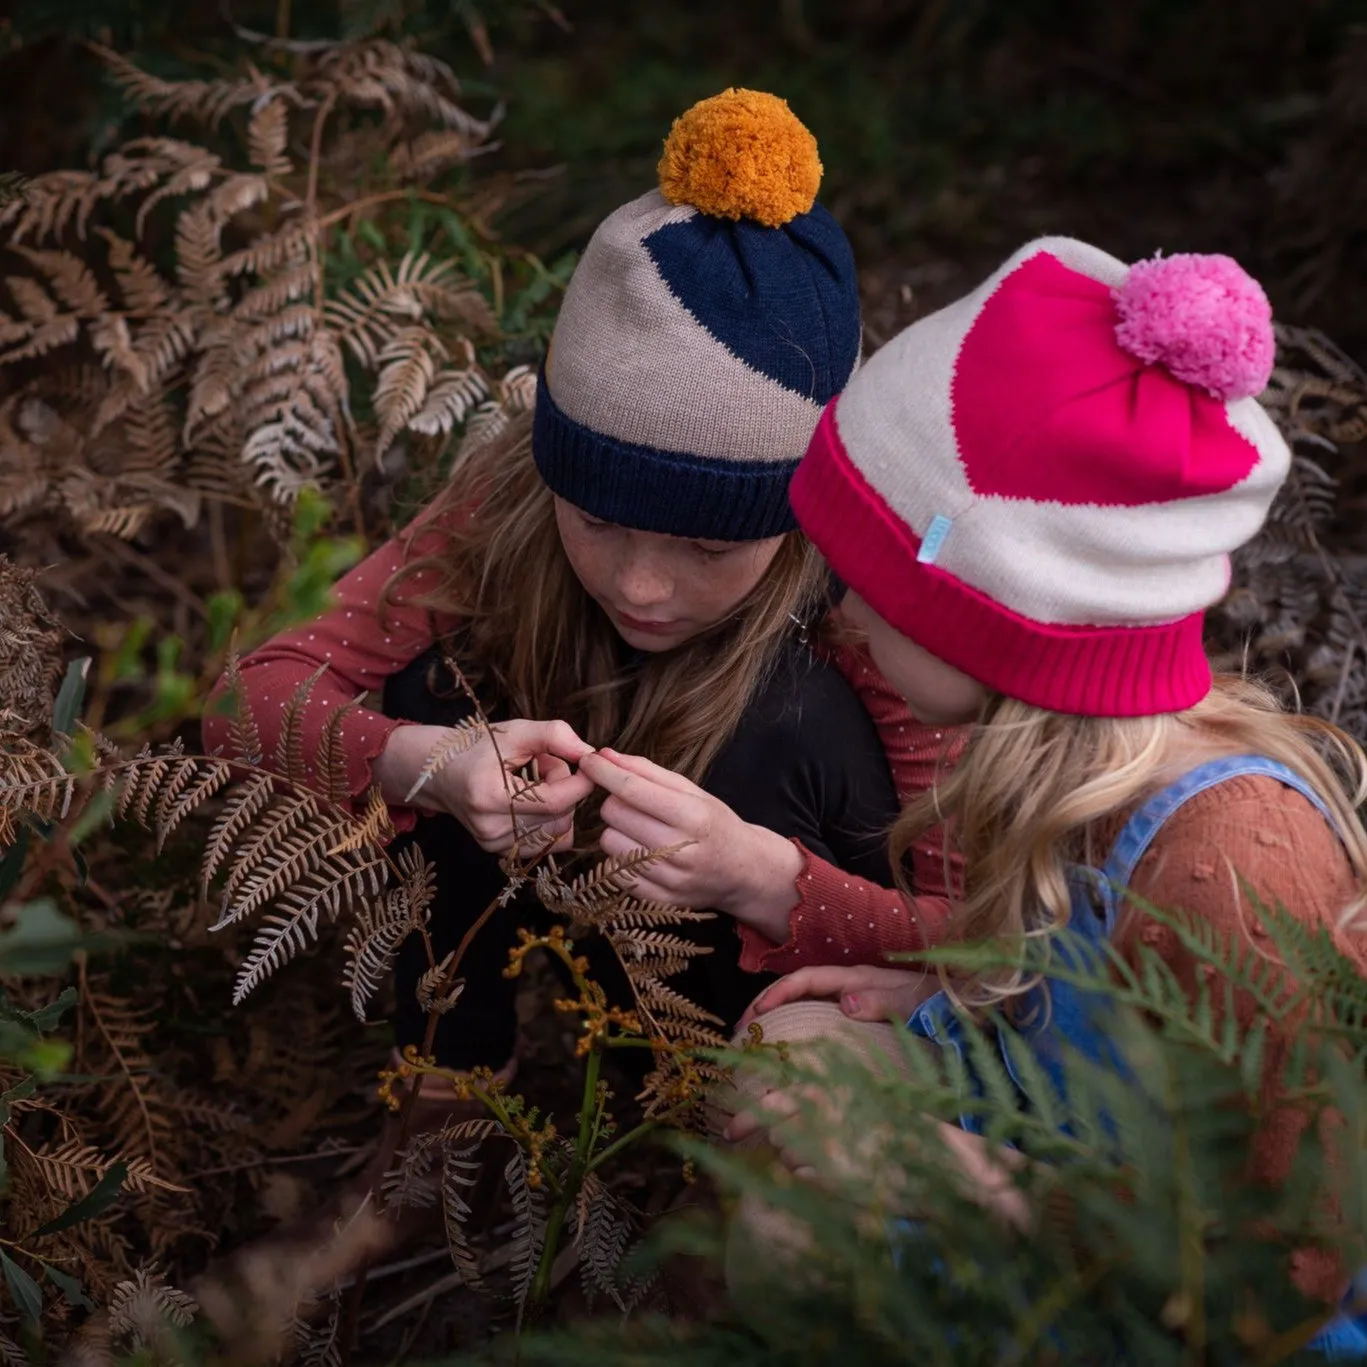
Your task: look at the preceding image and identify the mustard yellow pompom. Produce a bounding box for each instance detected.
[657,88,822,228]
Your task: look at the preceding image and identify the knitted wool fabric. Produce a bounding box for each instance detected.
[790,236,1291,716]
[532,89,861,542]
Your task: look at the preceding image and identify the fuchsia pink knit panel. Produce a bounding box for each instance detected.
[949,253,1262,508]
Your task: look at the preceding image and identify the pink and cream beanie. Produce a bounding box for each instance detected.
[790,236,1290,716]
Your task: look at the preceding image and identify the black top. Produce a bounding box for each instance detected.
[383,633,899,1061]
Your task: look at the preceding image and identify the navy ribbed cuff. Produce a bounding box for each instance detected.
[531,371,798,541]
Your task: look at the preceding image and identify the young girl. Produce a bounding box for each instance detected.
[200,89,903,1286]
[597,237,1367,1330]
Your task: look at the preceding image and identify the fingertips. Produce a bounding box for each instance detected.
[526,773,595,812]
[546,721,594,761]
[724,1112,758,1144]
[745,990,776,1020]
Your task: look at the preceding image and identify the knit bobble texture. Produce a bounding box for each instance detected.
[1113,252,1276,401]
[657,88,822,228]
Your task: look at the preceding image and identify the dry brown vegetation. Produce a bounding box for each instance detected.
[0,25,1364,1367]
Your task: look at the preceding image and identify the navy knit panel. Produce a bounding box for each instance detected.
[641,203,860,403]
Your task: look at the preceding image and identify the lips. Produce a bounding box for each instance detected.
[611,609,683,635]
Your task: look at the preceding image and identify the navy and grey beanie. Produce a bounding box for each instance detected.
[532,88,861,542]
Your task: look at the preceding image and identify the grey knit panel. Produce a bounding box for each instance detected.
[546,189,823,463]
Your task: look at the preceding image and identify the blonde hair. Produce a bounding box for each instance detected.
[893,673,1367,1007]
[384,415,826,785]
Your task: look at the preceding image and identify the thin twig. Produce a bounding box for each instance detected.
[316,189,462,233]
[94,534,209,620]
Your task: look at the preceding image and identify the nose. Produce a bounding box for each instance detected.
[615,546,673,610]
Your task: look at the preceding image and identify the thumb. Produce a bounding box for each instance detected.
[535,754,572,784]
[840,989,907,1023]
[500,719,593,764]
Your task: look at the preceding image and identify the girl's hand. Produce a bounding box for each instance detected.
[577,748,802,935]
[738,964,937,1031]
[725,1096,1031,1229]
[375,720,594,855]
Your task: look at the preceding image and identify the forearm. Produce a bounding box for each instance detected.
[202,505,464,821]
[738,840,954,974]
[370,723,458,812]
[715,823,805,942]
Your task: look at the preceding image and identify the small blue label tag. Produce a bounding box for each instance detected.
[917,514,953,565]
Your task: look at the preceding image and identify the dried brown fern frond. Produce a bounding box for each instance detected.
[382,1115,501,1216]
[17,1139,187,1200]
[532,844,730,1121]
[401,715,484,803]
[324,251,493,369]
[0,686,420,1006]
[455,363,538,461]
[93,43,288,129]
[106,1265,198,1355]
[570,1173,642,1313]
[314,40,498,142]
[505,1148,546,1328]
[1211,324,1367,738]
[0,555,65,735]
[74,977,178,1172]
[0,34,503,550]
[0,731,77,841]
[391,129,485,181]
[340,845,435,1020]
[294,1294,344,1367]
[538,845,691,920]
[416,951,465,1014]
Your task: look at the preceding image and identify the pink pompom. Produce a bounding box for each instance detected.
[1113,252,1274,401]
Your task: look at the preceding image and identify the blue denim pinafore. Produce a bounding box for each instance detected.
[905,755,1367,1359]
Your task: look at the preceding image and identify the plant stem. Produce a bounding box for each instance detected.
[527,1044,602,1313]
[576,1046,602,1160]
[588,1118,658,1174]
[316,189,458,233]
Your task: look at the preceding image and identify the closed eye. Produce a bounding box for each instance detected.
[692,541,737,560]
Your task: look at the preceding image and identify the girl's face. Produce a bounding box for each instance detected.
[841,591,987,726]
[554,496,784,653]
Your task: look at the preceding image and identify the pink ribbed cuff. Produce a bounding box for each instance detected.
[790,402,1212,717]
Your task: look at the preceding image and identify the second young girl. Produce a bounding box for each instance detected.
[596,237,1367,1326]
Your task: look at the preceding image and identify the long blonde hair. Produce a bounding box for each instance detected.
[893,673,1367,1006]
[383,415,827,784]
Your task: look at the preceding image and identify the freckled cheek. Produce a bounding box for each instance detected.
[562,536,612,600]
[682,563,747,620]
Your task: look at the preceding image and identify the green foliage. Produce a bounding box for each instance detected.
[470,900,1367,1366]
[0,658,93,1077]
[0,659,136,1347]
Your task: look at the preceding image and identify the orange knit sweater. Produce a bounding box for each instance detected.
[741,647,1366,1302]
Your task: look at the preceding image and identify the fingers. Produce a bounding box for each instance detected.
[840,978,931,1023]
[738,967,856,1027]
[578,752,694,825]
[723,1109,761,1144]
[495,719,593,766]
[518,770,595,815]
[593,747,701,794]
[600,794,678,851]
[722,1087,800,1143]
[534,754,572,785]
